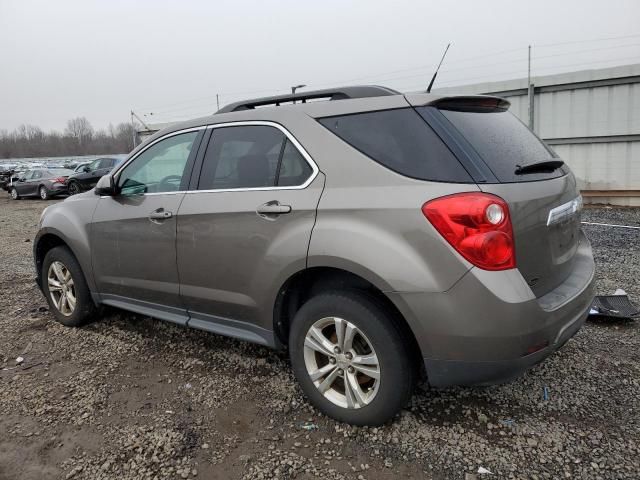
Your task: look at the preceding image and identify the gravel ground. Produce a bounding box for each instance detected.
[0,196,638,480]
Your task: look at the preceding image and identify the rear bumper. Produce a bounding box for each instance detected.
[48,184,68,195]
[389,230,595,387]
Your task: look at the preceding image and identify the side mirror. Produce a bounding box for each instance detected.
[19,177,26,182]
[94,175,117,196]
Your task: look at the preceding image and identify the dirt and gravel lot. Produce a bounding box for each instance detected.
[0,195,638,480]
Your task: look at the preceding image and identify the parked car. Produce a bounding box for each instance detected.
[9,168,75,200]
[33,86,595,425]
[0,165,18,191]
[65,157,123,195]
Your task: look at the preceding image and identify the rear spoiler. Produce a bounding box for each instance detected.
[429,95,511,112]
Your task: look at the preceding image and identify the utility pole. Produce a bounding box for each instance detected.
[130,110,136,149]
[216,94,220,111]
[527,45,535,130]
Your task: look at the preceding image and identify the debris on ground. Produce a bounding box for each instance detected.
[589,290,639,321]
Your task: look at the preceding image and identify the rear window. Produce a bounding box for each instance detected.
[318,108,472,183]
[432,108,565,183]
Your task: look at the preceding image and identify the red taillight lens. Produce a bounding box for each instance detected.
[422,193,515,271]
[53,177,67,183]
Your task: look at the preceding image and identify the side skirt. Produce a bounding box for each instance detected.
[97,293,276,348]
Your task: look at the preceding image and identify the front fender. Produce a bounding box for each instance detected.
[34,194,99,292]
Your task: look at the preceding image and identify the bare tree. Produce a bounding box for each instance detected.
[64,117,94,149]
[0,118,140,159]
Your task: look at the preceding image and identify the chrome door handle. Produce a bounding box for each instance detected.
[256,202,292,215]
[149,209,173,220]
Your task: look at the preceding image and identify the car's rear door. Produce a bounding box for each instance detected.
[26,169,43,196]
[90,129,205,323]
[176,122,323,345]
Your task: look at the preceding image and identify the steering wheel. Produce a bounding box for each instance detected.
[158,175,182,191]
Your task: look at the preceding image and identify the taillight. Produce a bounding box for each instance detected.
[53,177,67,184]
[422,192,515,271]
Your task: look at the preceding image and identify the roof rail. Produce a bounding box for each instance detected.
[216,85,400,113]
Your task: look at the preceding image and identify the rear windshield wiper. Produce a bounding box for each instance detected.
[514,159,564,175]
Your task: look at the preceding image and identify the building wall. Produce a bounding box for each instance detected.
[434,64,640,206]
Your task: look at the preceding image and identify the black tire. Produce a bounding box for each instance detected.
[39,186,50,200]
[67,181,81,195]
[10,188,20,200]
[42,246,97,327]
[289,291,416,426]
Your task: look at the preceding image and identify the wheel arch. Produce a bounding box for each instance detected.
[272,266,424,371]
[34,229,94,297]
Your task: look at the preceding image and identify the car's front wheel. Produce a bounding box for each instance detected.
[10,188,19,200]
[67,181,81,195]
[289,291,416,425]
[42,246,96,327]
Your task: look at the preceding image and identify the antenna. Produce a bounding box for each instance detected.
[426,43,451,93]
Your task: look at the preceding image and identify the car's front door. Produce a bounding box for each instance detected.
[90,129,204,324]
[176,123,323,343]
[15,170,35,195]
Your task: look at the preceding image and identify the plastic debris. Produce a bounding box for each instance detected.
[589,290,639,321]
[300,422,318,431]
[500,419,515,427]
[543,385,550,401]
[15,356,24,364]
[477,466,493,475]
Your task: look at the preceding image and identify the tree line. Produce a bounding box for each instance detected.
[0,117,140,159]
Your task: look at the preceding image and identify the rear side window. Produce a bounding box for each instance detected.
[318,108,472,183]
[198,126,314,190]
[433,108,565,183]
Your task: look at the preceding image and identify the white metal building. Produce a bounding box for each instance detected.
[434,64,640,206]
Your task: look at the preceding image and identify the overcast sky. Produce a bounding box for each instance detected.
[1,0,639,131]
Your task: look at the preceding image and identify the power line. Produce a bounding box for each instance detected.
[135,33,640,117]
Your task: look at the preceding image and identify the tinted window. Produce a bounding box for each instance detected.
[118,131,198,195]
[434,108,565,183]
[277,140,313,186]
[31,170,43,179]
[318,108,472,183]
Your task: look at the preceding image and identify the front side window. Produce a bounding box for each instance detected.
[87,160,101,172]
[198,125,313,190]
[118,131,198,196]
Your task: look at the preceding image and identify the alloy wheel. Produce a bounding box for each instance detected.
[68,182,79,195]
[303,316,380,409]
[10,188,18,199]
[47,261,76,316]
[40,187,48,200]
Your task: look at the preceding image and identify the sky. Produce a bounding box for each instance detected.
[1,0,639,132]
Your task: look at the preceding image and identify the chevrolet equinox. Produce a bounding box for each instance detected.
[34,86,595,425]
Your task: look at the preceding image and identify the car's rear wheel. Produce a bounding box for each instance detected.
[67,181,81,195]
[42,246,96,327]
[10,188,19,200]
[39,186,50,200]
[289,291,415,425]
